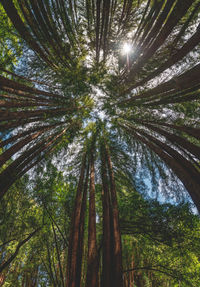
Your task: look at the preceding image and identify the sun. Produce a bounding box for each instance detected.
[122,42,132,55]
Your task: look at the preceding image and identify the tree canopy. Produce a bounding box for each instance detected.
[0,0,200,286]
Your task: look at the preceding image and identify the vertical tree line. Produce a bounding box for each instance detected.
[64,134,123,287]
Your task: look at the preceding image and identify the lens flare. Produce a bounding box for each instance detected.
[122,43,131,54]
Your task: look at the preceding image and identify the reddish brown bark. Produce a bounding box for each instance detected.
[0,67,52,87]
[105,143,123,287]
[121,124,200,212]
[0,123,60,148]
[142,123,200,159]
[23,0,70,65]
[135,128,200,185]
[0,117,44,133]
[133,27,200,89]
[0,129,66,198]
[86,151,99,287]
[0,107,74,121]
[16,139,60,190]
[0,86,49,102]
[0,130,44,168]
[66,154,86,287]
[120,63,200,105]
[100,144,111,287]
[0,75,63,100]
[126,0,193,84]
[0,100,51,108]
[135,120,200,140]
[76,162,89,287]
[0,0,56,68]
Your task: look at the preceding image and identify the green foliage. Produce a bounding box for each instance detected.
[119,190,200,286]
[0,4,22,70]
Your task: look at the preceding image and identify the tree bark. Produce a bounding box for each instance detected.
[0,0,56,68]
[100,144,111,287]
[141,122,200,160]
[86,150,99,287]
[104,143,123,287]
[76,162,89,287]
[121,124,200,213]
[66,154,86,287]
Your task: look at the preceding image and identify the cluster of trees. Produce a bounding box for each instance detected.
[1,157,200,286]
[0,0,200,286]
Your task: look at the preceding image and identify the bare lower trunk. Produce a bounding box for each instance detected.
[86,151,99,287]
[66,154,86,287]
[76,163,89,287]
[100,144,111,287]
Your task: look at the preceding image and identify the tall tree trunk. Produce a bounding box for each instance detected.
[141,123,200,159]
[86,151,99,287]
[66,154,86,287]
[0,123,60,149]
[135,120,200,140]
[126,0,193,85]
[0,75,61,99]
[100,144,111,287]
[121,63,200,105]
[105,143,123,287]
[0,129,66,198]
[0,130,45,168]
[0,0,56,68]
[133,26,200,89]
[76,163,89,287]
[122,125,200,212]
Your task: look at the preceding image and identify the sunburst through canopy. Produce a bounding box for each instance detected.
[0,0,200,286]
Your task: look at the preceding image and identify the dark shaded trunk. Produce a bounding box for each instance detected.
[75,163,89,287]
[120,63,200,105]
[142,123,200,160]
[0,130,45,168]
[133,0,151,42]
[0,67,52,87]
[100,144,111,287]
[0,0,56,68]
[0,75,63,100]
[95,0,101,61]
[86,151,99,287]
[0,117,44,133]
[133,27,200,89]
[0,100,51,108]
[135,127,200,185]
[0,107,75,121]
[52,224,65,287]
[0,123,60,149]
[127,0,193,83]
[140,0,176,50]
[46,241,57,287]
[66,154,86,287]
[105,143,123,287]
[0,129,67,198]
[134,0,160,45]
[121,124,200,212]
[135,120,200,140]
